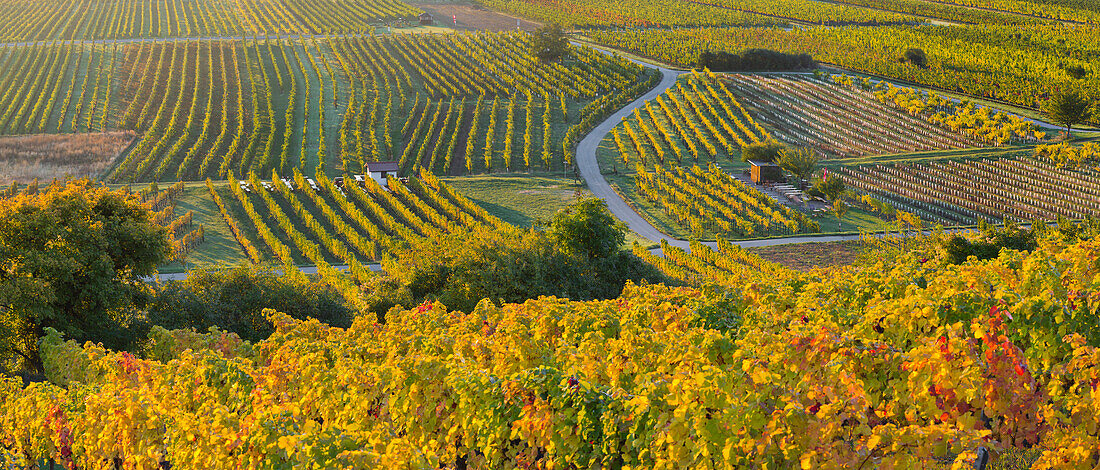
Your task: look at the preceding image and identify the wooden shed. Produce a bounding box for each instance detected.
[748,160,783,184]
[418,12,434,25]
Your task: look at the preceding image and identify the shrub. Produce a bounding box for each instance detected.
[940,224,1037,265]
[698,49,814,72]
[146,266,355,342]
[740,140,785,162]
[375,199,667,315]
[903,48,927,67]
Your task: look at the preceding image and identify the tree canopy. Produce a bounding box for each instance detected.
[813,173,851,225]
[740,140,785,163]
[697,49,814,72]
[1044,89,1094,135]
[903,48,927,68]
[776,146,819,189]
[375,198,662,314]
[147,266,355,342]
[548,197,626,260]
[813,173,848,204]
[531,23,571,63]
[0,180,171,373]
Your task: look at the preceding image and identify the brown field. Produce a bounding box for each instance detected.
[0,132,135,184]
[411,2,541,31]
[748,240,866,271]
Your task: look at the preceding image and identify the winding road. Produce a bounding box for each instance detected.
[573,42,1071,255]
[575,45,870,252]
[154,41,1030,281]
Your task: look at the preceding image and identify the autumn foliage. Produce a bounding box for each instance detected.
[5,230,1100,467]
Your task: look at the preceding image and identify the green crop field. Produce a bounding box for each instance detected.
[0,0,421,41]
[0,33,649,184]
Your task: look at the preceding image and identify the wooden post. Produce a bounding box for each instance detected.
[973,447,989,470]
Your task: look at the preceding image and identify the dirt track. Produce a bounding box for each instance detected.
[410,2,541,31]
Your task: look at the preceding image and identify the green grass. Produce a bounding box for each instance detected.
[442,174,654,247]
[441,174,590,227]
[826,143,1038,167]
[593,106,880,239]
[809,207,886,233]
[595,128,893,239]
[107,182,249,273]
[174,184,248,265]
[118,175,615,270]
[604,172,694,239]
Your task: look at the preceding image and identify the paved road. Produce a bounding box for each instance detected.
[146,44,859,282]
[577,46,872,251]
[150,42,1003,282]
[573,62,697,249]
[575,44,1075,255]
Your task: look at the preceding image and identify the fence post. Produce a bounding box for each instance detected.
[973,447,989,470]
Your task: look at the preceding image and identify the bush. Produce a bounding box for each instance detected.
[146,266,355,342]
[548,197,626,260]
[940,224,1037,265]
[375,199,668,315]
[1064,64,1089,80]
[531,23,570,63]
[740,140,785,162]
[698,49,814,72]
[903,48,927,67]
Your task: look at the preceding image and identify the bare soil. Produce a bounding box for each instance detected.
[747,240,866,271]
[448,102,476,176]
[0,132,135,184]
[411,2,541,31]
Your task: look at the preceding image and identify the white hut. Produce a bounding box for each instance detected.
[365,161,399,188]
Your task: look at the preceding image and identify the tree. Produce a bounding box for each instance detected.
[548,197,626,260]
[860,194,895,217]
[375,199,660,315]
[147,266,354,342]
[776,146,819,189]
[813,173,850,227]
[697,49,814,71]
[1044,90,1093,136]
[831,199,850,229]
[531,23,570,63]
[903,48,927,68]
[0,180,172,373]
[740,140,785,163]
[813,173,848,204]
[1064,64,1089,80]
